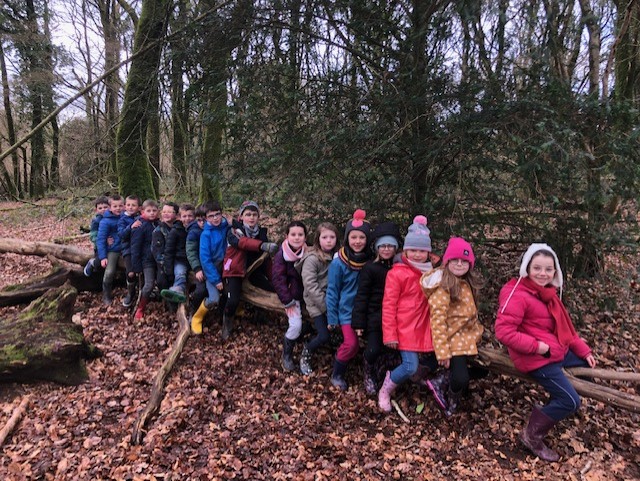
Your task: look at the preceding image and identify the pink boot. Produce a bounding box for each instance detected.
[378,371,398,413]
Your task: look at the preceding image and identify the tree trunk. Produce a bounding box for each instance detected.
[0,38,20,198]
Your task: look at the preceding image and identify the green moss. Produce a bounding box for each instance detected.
[0,344,28,364]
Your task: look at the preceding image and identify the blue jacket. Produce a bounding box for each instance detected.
[89,213,103,250]
[186,220,204,273]
[117,213,138,257]
[130,217,157,272]
[200,218,229,285]
[326,257,362,327]
[97,210,122,260]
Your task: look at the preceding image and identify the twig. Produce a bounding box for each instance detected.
[391,400,410,424]
[566,367,640,382]
[0,396,30,447]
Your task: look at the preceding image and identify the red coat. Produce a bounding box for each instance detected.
[495,278,591,373]
[222,220,271,279]
[382,259,433,353]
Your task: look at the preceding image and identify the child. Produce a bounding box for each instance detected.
[96,195,124,305]
[326,209,372,390]
[297,222,340,375]
[378,215,435,412]
[495,243,596,462]
[186,203,209,313]
[222,201,277,340]
[420,237,483,416]
[272,221,307,371]
[352,221,402,395]
[130,199,159,321]
[191,202,229,334]
[152,202,178,292]
[160,203,195,304]
[83,195,110,277]
[118,195,141,308]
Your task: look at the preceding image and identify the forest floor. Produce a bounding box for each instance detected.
[0,199,638,480]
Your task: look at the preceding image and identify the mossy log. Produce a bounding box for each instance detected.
[0,283,101,385]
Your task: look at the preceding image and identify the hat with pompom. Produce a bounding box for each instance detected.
[403,215,431,251]
[344,209,371,242]
[443,237,475,268]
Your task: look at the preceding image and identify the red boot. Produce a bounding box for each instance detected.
[134,297,149,321]
[520,406,560,462]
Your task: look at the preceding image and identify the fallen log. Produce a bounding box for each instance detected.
[0,395,30,447]
[0,283,101,385]
[0,238,91,265]
[131,304,191,445]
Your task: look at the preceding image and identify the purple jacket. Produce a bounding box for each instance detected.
[272,247,304,306]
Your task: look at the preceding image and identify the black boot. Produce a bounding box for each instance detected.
[520,406,560,462]
[363,357,377,395]
[102,283,113,306]
[282,337,297,372]
[331,358,348,391]
[427,370,449,412]
[222,313,234,341]
[445,386,462,417]
[122,278,137,308]
[299,344,313,375]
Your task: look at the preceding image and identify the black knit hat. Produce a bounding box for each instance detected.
[371,221,402,249]
[344,209,371,243]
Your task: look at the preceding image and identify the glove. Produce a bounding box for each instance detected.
[260,242,278,255]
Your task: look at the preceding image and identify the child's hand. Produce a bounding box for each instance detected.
[385,342,399,350]
[536,341,550,356]
[216,282,223,291]
[328,324,337,331]
[101,259,108,268]
[355,329,363,337]
[107,236,114,246]
[132,220,142,229]
[439,358,450,369]
[285,305,297,317]
[585,354,596,368]
[195,271,205,282]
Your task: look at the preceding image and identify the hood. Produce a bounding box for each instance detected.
[204,217,229,232]
[419,267,442,298]
[294,246,332,272]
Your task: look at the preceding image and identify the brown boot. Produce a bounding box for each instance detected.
[520,406,560,462]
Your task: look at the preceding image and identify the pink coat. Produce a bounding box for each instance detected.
[495,278,591,373]
[382,260,433,353]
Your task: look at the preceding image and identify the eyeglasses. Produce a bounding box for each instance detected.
[196,218,205,223]
[378,244,396,250]
[206,212,222,219]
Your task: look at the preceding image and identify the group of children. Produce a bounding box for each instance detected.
[86,196,597,463]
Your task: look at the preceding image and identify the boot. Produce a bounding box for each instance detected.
[363,357,377,396]
[282,337,297,372]
[330,358,348,391]
[378,371,398,413]
[134,297,148,321]
[444,387,462,417]
[221,313,234,341]
[191,301,209,335]
[520,406,560,462]
[122,278,137,308]
[426,371,449,411]
[102,283,113,306]
[160,286,187,304]
[299,344,313,375]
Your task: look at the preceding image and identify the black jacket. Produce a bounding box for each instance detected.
[164,221,188,275]
[351,259,393,333]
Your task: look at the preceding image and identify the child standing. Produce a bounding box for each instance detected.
[222,201,277,340]
[84,195,110,277]
[186,203,208,313]
[352,221,402,395]
[152,202,178,292]
[118,195,141,308]
[378,215,435,412]
[326,209,372,390]
[130,200,159,321]
[192,202,229,334]
[420,237,483,416]
[160,203,195,304]
[297,222,340,375]
[272,221,307,371]
[96,195,124,305]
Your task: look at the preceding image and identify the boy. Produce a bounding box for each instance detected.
[130,199,159,321]
[97,195,125,305]
[160,203,195,304]
[221,200,277,340]
[191,201,229,334]
[151,202,179,292]
[83,195,110,277]
[118,195,141,308]
[186,203,209,313]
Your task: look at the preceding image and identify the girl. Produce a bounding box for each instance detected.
[420,237,483,416]
[326,209,372,390]
[297,222,340,375]
[272,221,307,371]
[495,243,596,462]
[378,215,435,412]
[352,221,402,395]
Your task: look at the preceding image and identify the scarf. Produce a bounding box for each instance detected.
[282,239,305,262]
[338,246,369,270]
[405,256,432,273]
[243,223,260,238]
[521,277,577,348]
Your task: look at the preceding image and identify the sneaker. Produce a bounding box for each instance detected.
[83,259,95,277]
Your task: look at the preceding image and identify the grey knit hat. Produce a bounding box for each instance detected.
[403,215,431,251]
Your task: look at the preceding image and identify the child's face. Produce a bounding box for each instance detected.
[109,199,124,216]
[377,244,397,260]
[527,254,556,287]
[404,249,430,263]
[347,230,367,253]
[161,205,177,223]
[143,206,158,221]
[241,209,259,227]
[447,258,470,277]
[318,228,337,253]
[206,210,223,227]
[287,226,306,249]
[197,216,205,228]
[96,203,109,215]
[180,209,195,225]
[125,199,140,216]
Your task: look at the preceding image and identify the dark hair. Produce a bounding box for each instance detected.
[163,201,179,214]
[285,220,307,236]
[527,250,557,273]
[204,201,222,214]
[142,199,158,209]
[109,194,123,204]
[126,195,141,205]
[312,222,340,254]
[179,203,195,213]
[94,196,109,207]
[195,203,208,218]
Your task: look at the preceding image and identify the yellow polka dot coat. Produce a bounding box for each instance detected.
[420,268,483,361]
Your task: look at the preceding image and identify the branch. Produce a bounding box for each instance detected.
[0,395,30,447]
[116,0,139,27]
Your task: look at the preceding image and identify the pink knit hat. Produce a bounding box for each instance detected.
[443,237,475,268]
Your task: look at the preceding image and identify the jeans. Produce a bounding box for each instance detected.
[529,350,588,421]
[172,261,188,290]
[204,279,221,307]
[284,301,303,340]
[390,351,419,385]
[306,314,330,352]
